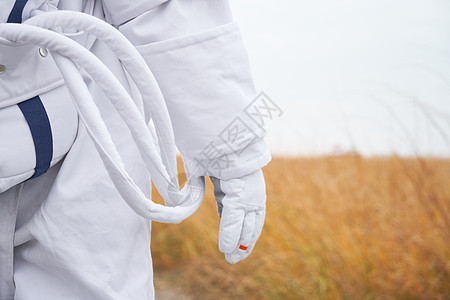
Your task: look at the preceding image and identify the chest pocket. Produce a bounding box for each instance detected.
[0,0,79,192]
[0,44,79,193]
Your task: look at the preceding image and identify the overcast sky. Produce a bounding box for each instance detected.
[230,0,450,157]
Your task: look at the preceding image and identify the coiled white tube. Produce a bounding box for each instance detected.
[0,22,204,223]
[25,11,179,184]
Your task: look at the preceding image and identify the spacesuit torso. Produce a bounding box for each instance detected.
[0,1,271,299]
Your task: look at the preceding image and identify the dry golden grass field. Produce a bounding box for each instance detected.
[151,156,450,300]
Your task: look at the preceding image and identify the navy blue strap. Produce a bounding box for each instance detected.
[7,0,28,23]
[8,1,53,180]
[18,97,53,180]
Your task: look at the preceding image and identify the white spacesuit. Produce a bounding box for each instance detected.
[0,0,270,299]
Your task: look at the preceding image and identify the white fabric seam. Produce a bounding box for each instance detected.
[136,22,239,56]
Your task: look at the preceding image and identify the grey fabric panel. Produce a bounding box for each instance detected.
[0,185,21,300]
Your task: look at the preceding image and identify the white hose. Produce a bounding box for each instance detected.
[0,22,205,223]
[25,11,179,184]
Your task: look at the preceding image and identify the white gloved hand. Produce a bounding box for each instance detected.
[210,169,266,264]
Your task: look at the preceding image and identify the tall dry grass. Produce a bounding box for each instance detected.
[151,156,450,299]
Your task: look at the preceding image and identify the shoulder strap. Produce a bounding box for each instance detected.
[7,0,28,23]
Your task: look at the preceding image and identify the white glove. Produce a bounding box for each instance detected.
[210,169,266,264]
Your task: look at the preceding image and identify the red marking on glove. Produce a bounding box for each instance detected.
[239,245,248,250]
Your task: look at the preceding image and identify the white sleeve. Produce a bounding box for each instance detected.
[102,0,271,179]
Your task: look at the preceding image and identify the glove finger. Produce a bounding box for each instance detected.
[218,205,245,253]
[250,209,265,248]
[225,211,256,264]
[241,210,266,261]
[225,210,265,264]
[239,211,256,250]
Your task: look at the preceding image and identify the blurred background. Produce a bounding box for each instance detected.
[152,1,450,299]
[233,0,450,157]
